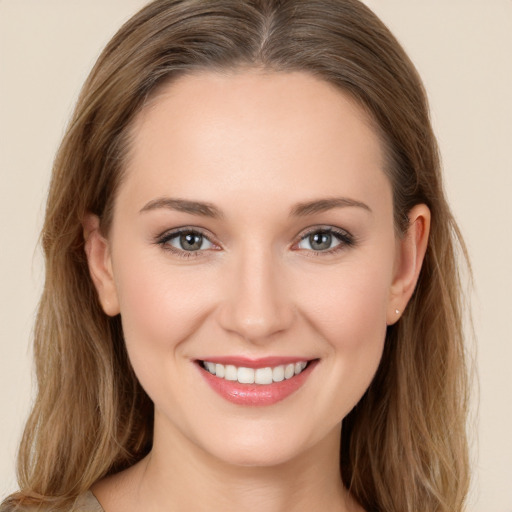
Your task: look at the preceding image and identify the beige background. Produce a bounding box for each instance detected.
[1,1,511,510]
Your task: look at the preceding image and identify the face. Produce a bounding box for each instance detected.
[87,70,422,468]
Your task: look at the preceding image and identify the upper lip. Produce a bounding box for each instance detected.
[196,356,316,369]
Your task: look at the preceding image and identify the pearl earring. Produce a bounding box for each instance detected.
[395,309,400,314]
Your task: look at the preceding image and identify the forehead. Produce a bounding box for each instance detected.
[121,69,389,213]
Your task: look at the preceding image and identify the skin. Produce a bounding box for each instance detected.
[84,70,430,512]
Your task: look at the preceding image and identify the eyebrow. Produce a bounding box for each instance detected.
[139,196,371,218]
[290,197,372,217]
[139,197,223,218]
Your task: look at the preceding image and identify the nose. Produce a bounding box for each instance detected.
[217,246,295,344]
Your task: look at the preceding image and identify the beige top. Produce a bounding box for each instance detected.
[73,491,104,512]
[11,492,104,512]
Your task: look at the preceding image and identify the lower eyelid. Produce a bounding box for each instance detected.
[156,229,217,252]
[297,228,354,247]
[155,227,354,257]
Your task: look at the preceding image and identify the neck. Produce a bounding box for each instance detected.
[146,418,356,511]
[94,415,363,512]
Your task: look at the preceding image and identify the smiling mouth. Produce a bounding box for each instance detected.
[197,358,318,406]
[199,360,311,385]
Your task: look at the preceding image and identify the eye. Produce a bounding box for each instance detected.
[296,227,354,253]
[158,229,215,253]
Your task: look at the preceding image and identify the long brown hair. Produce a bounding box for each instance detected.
[2,1,471,511]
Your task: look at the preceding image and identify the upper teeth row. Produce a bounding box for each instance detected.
[203,361,308,385]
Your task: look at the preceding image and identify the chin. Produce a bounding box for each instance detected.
[195,420,330,469]
[210,442,304,468]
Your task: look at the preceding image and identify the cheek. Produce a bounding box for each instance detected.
[292,254,393,417]
[112,254,216,372]
[296,257,392,348]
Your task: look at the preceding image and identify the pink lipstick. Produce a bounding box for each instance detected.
[197,357,318,406]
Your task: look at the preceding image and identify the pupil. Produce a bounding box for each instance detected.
[310,232,331,250]
[180,233,202,250]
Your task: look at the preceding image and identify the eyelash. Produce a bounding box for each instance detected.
[155,225,356,259]
[155,227,218,258]
[294,226,355,256]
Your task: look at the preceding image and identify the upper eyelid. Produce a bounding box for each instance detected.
[155,224,354,249]
[292,226,356,253]
[155,228,219,258]
[157,226,216,242]
[295,225,353,240]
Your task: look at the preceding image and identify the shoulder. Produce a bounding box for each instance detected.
[72,492,104,512]
[0,492,104,512]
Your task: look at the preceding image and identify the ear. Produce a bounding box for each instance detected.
[387,204,431,325]
[83,213,120,316]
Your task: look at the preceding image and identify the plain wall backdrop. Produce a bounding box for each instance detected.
[1,1,511,510]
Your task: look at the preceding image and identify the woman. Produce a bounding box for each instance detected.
[1,0,471,511]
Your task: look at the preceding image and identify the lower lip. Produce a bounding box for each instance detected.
[198,361,317,406]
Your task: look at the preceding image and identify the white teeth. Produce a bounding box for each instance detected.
[237,367,255,384]
[255,367,273,385]
[272,365,285,382]
[225,365,237,381]
[284,363,295,379]
[205,362,216,374]
[203,360,309,385]
[215,363,225,378]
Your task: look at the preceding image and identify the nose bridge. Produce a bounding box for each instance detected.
[219,240,293,342]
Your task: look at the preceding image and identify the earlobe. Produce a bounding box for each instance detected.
[387,204,431,325]
[83,213,120,316]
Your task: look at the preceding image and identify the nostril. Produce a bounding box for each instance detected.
[217,295,295,343]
